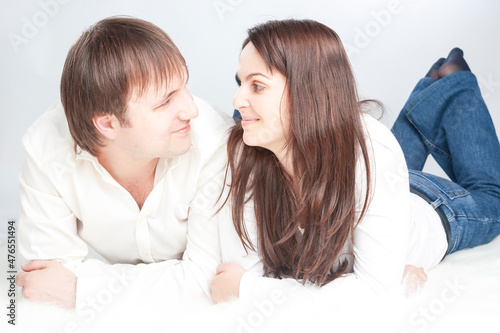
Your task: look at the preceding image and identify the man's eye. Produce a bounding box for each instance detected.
[160,98,171,107]
[235,74,241,87]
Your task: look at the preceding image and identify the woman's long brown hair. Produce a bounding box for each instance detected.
[224,19,372,286]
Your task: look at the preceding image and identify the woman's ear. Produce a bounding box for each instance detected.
[92,114,118,140]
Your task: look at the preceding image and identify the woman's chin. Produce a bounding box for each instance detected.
[242,133,258,147]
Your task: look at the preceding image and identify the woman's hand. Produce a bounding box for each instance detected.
[210,263,247,303]
[402,264,428,296]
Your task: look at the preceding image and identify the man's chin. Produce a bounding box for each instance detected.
[164,139,193,158]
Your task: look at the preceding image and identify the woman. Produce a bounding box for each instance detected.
[210,19,500,302]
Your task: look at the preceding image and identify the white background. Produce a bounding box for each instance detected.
[1,0,499,223]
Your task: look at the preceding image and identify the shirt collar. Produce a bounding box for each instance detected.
[75,145,95,162]
[154,156,179,184]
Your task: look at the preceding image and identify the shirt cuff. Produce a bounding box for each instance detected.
[61,258,83,275]
[239,271,261,301]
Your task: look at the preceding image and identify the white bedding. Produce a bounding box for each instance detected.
[1,233,499,333]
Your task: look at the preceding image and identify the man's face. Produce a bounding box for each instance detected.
[113,71,198,160]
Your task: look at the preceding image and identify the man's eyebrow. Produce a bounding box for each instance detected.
[153,88,178,108]
[156,73,188,103]
[164,89,178,99]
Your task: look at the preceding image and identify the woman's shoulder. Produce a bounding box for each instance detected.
[355,112,409,206]
[360,112,404,157]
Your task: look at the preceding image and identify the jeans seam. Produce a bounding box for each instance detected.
[409,177,459,253]
[409,171,469,200]
[450,218,460,253]
[465,216,500,223]
[438,199,458,254]
[439,181,469,198]
[404,113,452,163]
[410,175,460,253]
[410,186,452,256]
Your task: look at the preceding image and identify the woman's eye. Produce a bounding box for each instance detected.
[253,84,264,92]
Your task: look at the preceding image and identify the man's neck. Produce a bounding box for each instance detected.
[97,148,159,210]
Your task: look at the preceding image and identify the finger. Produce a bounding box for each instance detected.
[209,273,220,288]
[22,260,51,272]
[15,272,26,287]
[209,278,221,302]
[216,263,229,275]
[22,287,36,300]
[416,267,428,282]
[209,278,216,291]
[211,291,221,304]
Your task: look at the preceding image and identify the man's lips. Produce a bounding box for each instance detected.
[173,123,191,134]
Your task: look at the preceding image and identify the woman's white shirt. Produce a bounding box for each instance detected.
[219,113,445,300]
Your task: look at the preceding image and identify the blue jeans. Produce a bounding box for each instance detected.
[391,71,500,256]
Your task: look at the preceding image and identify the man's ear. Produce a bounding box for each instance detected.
[92,114,119,140]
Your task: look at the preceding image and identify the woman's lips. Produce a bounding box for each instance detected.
[241,118,259,126]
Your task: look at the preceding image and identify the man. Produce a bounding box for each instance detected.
[16,16,230,309]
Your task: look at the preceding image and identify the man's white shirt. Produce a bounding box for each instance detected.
[19,96,231,305]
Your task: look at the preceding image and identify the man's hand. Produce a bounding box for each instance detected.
[16,260,77,309]
[401,264,428,296]
[210,263,247,303]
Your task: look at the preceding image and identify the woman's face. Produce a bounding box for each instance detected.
[233,42,289,155]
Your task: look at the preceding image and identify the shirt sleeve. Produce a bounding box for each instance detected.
[238,117,410,301]
[19,136,88,272]
[74,141,227,307]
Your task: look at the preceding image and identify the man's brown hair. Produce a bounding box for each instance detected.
[60,16,186,156]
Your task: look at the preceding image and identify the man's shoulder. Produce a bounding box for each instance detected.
[190,96,232,153]
[22,102,75,162]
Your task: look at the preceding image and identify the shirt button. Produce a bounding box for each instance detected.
[142,252,149,257]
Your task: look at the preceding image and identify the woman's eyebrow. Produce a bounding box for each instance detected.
[246,72,270,80]
[236,72,271,83]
